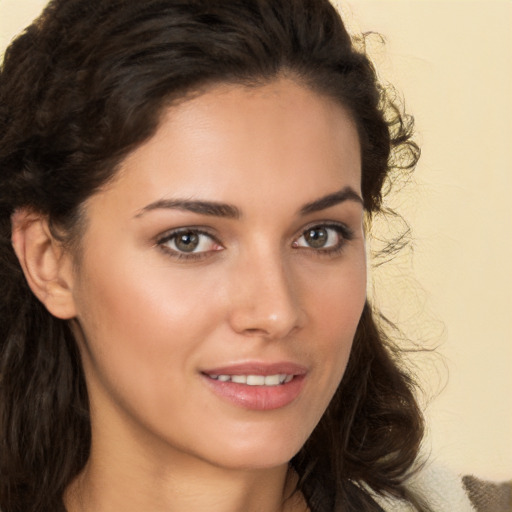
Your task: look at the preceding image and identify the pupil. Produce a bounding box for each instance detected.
[306,228,327,248]
[176,232,199,252]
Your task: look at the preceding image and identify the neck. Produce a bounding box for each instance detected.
[64,380,308,512]
[64,431,307,512]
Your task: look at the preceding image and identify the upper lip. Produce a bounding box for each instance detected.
[201,361,308,376]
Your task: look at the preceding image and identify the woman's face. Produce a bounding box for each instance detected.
[70,78,366,470]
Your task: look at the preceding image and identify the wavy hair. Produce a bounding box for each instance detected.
[0,1,422,510]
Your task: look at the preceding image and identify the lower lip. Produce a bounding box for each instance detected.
[202,374,306,411]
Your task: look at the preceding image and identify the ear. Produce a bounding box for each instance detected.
[11,209,77,319]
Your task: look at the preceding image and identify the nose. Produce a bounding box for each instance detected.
[226,249,305,340]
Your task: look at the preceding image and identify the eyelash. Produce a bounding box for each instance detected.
[293,222,354,257]
[156,222,354,261]
[156,228,221,261]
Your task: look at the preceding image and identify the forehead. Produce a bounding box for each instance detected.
[93,78,362,217]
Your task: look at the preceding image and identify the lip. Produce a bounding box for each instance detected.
[200,361,308,411]
[202,361,308,377]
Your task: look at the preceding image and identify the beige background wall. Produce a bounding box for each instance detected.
[342,0,512,481]
[2,0,511,481]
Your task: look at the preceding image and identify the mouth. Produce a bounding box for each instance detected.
[200,362,307,410]
[205,373,294,386]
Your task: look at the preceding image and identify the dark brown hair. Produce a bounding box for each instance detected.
[0,1,422,510]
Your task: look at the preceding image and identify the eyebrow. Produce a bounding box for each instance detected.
[135,186,363,220]
[299,187,363,215]
[135,199,241,219]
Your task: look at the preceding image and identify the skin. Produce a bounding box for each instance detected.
[33,78,367,511]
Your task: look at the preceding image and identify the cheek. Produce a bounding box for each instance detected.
[299,253,367,388]
[77,245,214,336]
[306,253,366,337]
[72,249,222,405]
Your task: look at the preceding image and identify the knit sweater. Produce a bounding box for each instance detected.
[373,461,512,512]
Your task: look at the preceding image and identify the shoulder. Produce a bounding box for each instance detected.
[373,460,511,512]
[403,461,477,512]
[373,459,477,512]
[462,474,512,512]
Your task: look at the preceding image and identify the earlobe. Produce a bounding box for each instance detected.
[11,209,77,320]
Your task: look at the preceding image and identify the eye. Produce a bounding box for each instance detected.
[157,228,222,257]
[293,224,353,252]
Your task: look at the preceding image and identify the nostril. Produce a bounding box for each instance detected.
[243,327,270,336]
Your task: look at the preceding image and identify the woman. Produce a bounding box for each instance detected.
[0,0,428,510]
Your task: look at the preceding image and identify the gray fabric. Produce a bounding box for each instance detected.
[462,475,512,512]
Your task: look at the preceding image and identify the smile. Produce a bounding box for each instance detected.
[207,374,294,386]
[201,364,307,410]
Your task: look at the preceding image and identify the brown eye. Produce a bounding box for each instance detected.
[304,227,328,248]
[293,224,351,252]
[174,231,200,252]
[158,229,221,256]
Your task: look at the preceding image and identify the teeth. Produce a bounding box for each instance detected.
[264,374,280,386]
[208,373,294,386]
[246,375,265,385]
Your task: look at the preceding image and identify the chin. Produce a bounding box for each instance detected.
[204,449,296,472]
[188,425,311,471]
